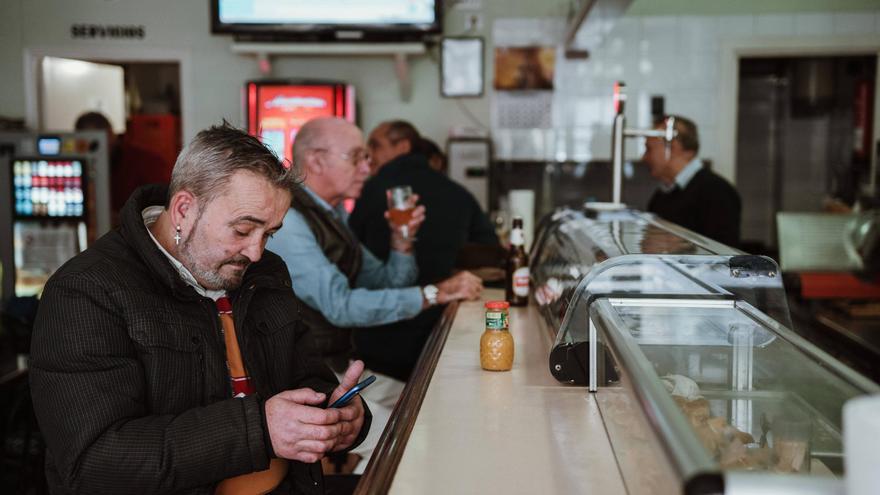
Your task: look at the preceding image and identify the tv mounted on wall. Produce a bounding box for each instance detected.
[211,0,442,42]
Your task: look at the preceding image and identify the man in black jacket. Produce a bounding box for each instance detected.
[348,120,498,379]
[643,114,741,248]
[30,123,369,494]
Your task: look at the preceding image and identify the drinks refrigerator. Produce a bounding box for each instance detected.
[245,80,356,167]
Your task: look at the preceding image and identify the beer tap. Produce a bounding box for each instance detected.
[610,82,677,204]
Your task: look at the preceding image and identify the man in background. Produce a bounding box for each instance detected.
[267,116,482,471]
[74,111,168,224]
[349,120,499,380]
[642,114,741,247]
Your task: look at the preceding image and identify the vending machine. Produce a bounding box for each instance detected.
[0,131,110,299]
[245,80,356,166]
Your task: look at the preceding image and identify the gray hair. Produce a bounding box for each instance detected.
[654,114,699,154]
[168,121,300,205]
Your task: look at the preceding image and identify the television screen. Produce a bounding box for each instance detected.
[245,81,355,166]
[11,158,87,219]
[212,0,440,41]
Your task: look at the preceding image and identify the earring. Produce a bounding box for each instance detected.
[174,225,182,246]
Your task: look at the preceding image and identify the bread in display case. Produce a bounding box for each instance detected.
[530,205,880,493]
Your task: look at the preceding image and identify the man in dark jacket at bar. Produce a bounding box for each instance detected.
[642,114,741,247]
[29,123,369,494]
[348,120,498,380]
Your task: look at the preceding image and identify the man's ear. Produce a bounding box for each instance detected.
[168,189,197,230]
[302,150,323,175]
[398,139,412,155]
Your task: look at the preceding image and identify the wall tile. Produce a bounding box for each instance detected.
[640,16,678,61]
[833,12,875,35]
[633,53,678,93]
[675,52,719,91]
[794,13,833,36]
[716,15,754,37]
[754,14,795,36]
[678,16,720,55]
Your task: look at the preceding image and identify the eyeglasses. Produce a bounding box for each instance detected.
[313,148,372,166]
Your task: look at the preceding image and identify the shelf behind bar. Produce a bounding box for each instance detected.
[230,42,426,56]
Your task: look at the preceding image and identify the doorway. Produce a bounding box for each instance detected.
[38,56,183,224]
[736,55,877,255]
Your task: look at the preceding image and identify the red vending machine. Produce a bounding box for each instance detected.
[245,81,356,166]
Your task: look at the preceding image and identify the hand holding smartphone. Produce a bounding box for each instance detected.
[328,375,376,408]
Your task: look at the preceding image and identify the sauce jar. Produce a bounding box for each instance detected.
[480,300,514,371]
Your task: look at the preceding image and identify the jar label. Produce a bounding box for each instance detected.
[486,311,507,329]
[513,267,529,297]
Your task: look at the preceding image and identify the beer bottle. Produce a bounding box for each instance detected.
[505,216,530,306]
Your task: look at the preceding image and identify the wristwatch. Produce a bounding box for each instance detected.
[422,284,439,306]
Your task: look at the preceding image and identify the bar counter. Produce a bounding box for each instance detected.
[356,289,630,494]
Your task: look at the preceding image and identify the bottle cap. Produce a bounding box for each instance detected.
[485,300,510,309]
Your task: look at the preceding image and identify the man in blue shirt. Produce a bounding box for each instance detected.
[266,116,482,472]
[643,114,741,247]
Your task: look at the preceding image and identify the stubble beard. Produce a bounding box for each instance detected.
[178,214,250,291]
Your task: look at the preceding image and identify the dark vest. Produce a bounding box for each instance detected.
[290,185,363,372]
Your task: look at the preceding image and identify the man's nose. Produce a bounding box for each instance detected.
[242,237,264,264]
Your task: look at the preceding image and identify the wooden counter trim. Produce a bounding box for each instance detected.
[353,301,460,495]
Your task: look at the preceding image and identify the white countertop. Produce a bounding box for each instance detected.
[388,289,628,494]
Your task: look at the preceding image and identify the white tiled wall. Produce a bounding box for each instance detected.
[492,10,880,175]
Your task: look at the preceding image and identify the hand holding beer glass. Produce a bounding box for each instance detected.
[386,185,422,242]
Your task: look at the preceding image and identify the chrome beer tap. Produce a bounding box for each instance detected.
[610,82,677,204]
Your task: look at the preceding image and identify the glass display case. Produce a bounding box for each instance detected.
[530,206,880,493]
[531,207,739,384]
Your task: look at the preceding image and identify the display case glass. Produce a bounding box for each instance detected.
[532,207,740,384]
[585,255,879,491]
[531,204,880,493]
[531,205,879,492]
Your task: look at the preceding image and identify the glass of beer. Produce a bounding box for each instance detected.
[387,185,415,240]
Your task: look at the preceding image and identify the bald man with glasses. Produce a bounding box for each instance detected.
[267,117,482,473]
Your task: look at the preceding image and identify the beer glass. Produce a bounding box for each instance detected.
[387,185,415,240]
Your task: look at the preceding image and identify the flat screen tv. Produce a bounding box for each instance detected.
[211,0,441,42]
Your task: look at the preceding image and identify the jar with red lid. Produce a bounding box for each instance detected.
[480,300,514,371]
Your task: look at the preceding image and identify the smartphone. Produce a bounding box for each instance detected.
[328,375,376,409]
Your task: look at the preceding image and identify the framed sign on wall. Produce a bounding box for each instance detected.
[441,37,484,98]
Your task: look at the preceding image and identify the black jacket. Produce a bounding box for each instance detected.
[348,154,499,380]
[30,185,369,494]
[348,153,498,285]
[647,166,741,248]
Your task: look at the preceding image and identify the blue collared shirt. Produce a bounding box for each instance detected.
[660,157,703,192]
[266,186,422,328]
